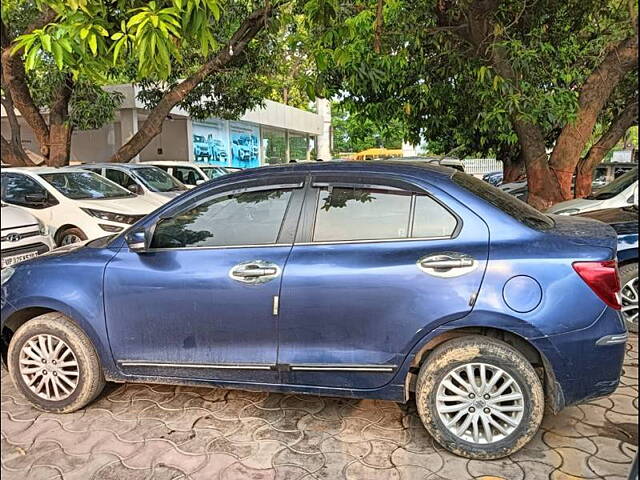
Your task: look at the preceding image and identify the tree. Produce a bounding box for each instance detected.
[331,101,404,153]
[1,2,125,166]
[303,0,638,208]
[3,0,322,166]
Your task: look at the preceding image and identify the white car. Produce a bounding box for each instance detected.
[145,161,212,188]
[1,203,55,268]
[547,167,638,215]
[0,167,159,246]
[75,163,188,207]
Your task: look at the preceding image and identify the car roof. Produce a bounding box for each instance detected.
[1,166,88,175]
[74,163,158,170]
[144,161,202,166]
[214,160,455,181]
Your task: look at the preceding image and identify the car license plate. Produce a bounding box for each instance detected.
[1,251,39,268]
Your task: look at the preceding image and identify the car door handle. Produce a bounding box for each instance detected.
[229,260,281,284]
[419,258,475,269]
[417,253,478,278]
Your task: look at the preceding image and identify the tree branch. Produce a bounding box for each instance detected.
[574,96,639,197]
[110,4,280,163]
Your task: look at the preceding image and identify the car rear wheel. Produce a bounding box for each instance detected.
[620,263,638,333]
[57,227,87,247]
[7,313,105,413]
[415,335,544,459]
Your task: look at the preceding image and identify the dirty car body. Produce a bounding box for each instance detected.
[0,161,627,459]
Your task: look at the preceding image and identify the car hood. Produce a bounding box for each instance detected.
[578,207,638,235]
[546,198,601,214]
[156,190,184,199]
[76,196,159,214]
[1,205,39,230]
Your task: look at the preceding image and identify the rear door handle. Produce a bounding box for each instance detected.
[417,253,477,278]
[229,260,281,284]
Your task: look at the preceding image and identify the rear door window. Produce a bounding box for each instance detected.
[105,169,137,190]
[452,172,554,230]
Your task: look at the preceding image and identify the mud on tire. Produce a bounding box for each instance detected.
[415,335,544,459]
[7,312,105,413]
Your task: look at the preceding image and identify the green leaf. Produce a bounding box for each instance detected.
[111,32,124,40]
[88,33,98,55]
[51,42,64,69]
[80,27,90,39]
[41,34,52,52]
[25,47,38,70]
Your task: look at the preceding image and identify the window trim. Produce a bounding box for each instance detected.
[146,182,304,251]
[1,172,59,209]
[297,177,461,246]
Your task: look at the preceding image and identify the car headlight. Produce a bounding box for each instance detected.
[555,208,580,215]
[1,266,15,285]
[81,208,142,225]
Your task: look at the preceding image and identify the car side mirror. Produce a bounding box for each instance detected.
[24,192,47,206]
[125,229,148,253]
[195,179,205,186]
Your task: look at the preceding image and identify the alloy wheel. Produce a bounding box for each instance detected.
[61,234,81,245]
[19,334,79,401]
[621,277,638,330]
[436,362,525,444]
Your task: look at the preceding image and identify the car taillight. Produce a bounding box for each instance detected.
[572,260,621,310]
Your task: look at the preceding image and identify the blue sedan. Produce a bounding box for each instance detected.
[0,162,628,459]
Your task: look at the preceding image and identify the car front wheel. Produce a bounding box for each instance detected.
[415,335,544,459]
[57,227,87,247]
[7,313,105,413]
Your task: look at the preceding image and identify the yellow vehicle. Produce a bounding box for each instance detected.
[351,148,404,160]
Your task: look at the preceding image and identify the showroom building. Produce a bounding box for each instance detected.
[1,84,331,167]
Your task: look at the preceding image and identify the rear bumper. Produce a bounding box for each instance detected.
[533,307,627,409]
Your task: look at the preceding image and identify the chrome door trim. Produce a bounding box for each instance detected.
[119,361,274,370]
[228,260,282,285]
[417,252,478,278]
[289,364,397,372]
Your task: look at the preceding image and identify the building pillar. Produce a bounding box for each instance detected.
[285,130,290,163]
[315,98,332,161]
[186,119,194,162]
[120,108,139,162]
[306,134,312,161]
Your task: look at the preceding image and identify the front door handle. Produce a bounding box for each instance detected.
[229,260,281,284]
[417,252,477,278]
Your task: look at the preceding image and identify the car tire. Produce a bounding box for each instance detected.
[620,263,638,333]
[415,335,544,459]
[7,312,105,413]
[56,227,87,247]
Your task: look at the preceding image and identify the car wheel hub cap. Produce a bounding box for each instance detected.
[621,277,638,327]
[436,362,524,444]
[61,235,81,245]
[19,334,79,401]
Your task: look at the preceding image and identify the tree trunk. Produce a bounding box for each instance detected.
[497,144,524,183]
[110,6,276,163]
[548,35,638,199]
[574,97,639,198]
[0,81,33,166]
[1,12,56,159]
[46,75,74,167]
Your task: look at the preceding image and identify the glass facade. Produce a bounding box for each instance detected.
[290,134,308,162]
[262,128,287,165]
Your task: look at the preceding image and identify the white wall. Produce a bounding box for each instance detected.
[139,117,190,161]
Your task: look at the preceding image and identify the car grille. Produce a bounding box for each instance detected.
[1,242,50,260]
[0,230,40,243]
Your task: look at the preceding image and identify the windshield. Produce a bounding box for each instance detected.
[201,167,228,179]
[41,171,135,200]
[452,172,554,230]
[134,166,187,192]
[591,168,637,200]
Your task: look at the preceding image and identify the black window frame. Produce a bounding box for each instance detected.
[295,175,461,244]
[146,179,306,251]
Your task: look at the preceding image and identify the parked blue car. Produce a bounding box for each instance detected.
[579,205,638,333]
[0,162,628,459]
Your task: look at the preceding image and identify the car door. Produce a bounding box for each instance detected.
[277,174,489,390]
[103,175,305,383]
[104,168,140,194]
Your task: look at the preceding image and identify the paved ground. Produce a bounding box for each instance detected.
[1,335,637,480]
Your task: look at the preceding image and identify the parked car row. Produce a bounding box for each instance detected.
[1,162,239,256]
